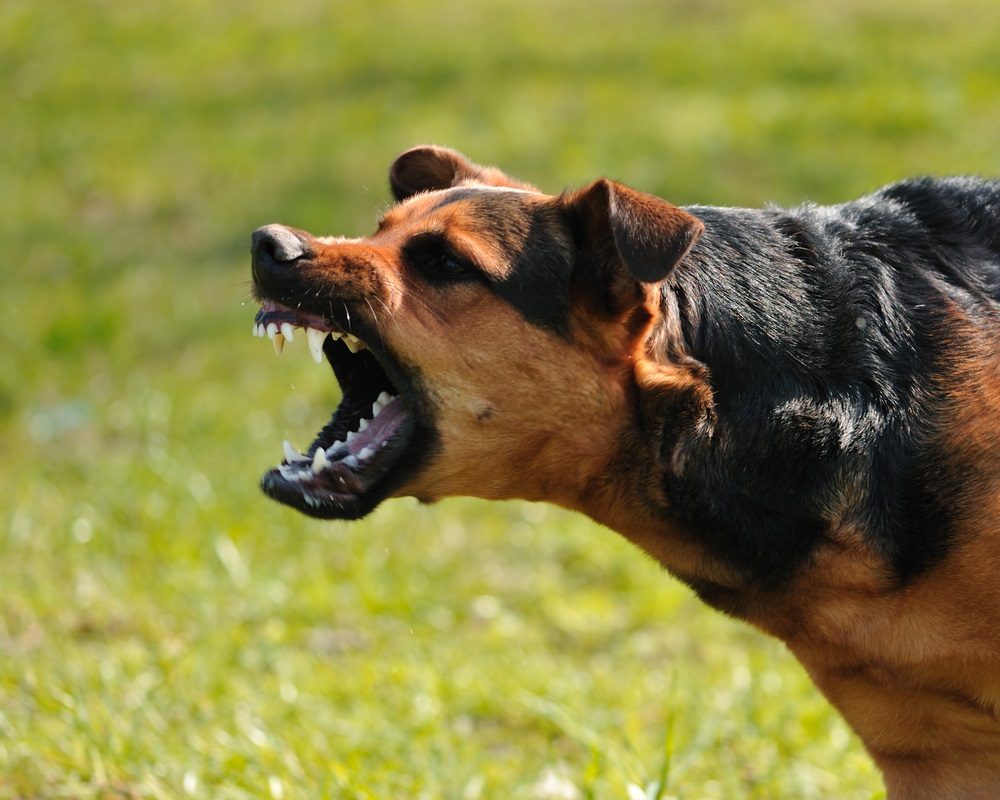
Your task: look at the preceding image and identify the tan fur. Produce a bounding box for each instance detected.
[750,328,1000,798]
[276,153,1000,798]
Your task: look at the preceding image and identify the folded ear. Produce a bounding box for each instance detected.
[389,145,538,201]
[565,178,704,284]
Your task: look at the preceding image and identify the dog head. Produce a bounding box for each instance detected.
[250,146,706,520]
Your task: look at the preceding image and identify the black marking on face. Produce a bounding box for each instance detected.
[414,191,576,335]
[488,212,574,335]
[430,187,488,211]
[402,231,481,284]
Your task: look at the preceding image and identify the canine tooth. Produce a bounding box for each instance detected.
[358,446,374,460]
[280,323,295,342]
[306,328,326,364]
[283,440,308,463]
[312,448,329,471]
[266,323,278,340]
[357,418,369,433]
[273,332,285,354]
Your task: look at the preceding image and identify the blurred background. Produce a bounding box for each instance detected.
[3,0,999,797]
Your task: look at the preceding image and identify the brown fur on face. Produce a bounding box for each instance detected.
[252,148,1000,799]
[280,148,706,516]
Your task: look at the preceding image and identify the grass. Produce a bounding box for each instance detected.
[3,0,999,796]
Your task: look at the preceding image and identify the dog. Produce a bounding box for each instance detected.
[250,146,1000,799]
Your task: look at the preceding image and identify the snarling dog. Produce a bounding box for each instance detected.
[250,146,1000,799]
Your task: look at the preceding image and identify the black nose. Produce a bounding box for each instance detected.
[251,224,309,264]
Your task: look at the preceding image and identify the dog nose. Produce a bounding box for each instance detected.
[251,224,310,263]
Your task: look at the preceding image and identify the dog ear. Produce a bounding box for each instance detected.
[389,145,538,201]
[566,178,704,284]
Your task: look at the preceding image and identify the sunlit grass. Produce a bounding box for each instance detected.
[4,0,999,795]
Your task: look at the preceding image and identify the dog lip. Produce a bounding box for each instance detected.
[254,301,340,335]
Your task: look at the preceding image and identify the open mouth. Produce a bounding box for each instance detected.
[252,300,420,519]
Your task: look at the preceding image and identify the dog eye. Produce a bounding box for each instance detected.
[436,253,472,278]
[403,234,477,282]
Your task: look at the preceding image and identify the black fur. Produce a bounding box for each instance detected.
[426,192,575,333]
[438,178,1000,591]
[661,177,1000,590]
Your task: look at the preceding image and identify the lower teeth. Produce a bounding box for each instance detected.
[327,441,348,459]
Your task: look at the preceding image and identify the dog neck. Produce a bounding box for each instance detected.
[559,413,751,596]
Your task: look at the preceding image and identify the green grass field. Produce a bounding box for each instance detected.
[3,0,1000,797]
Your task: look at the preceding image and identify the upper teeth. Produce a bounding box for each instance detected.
[343,335,364,353]
[306,327,326,363]
[254,319,368,362]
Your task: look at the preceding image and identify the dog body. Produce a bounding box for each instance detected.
[251,147,1000,798]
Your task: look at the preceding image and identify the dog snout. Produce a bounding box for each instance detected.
[251,224,310,265]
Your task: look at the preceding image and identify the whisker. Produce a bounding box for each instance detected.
[371,293,396,326]
[364,296,383,341]
[396,275,448,325]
